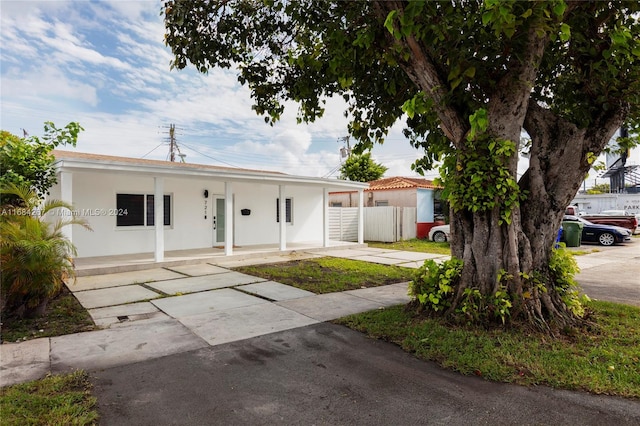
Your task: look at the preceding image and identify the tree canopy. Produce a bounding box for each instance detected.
[339,152,388,182]
[164,0,640,330]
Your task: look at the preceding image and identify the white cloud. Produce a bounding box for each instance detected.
[0,0,425,181]
[1,66,98,107]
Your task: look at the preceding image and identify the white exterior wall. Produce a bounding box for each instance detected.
[50,171,327,258]
[50,171,226,257]
[233,183,324,245]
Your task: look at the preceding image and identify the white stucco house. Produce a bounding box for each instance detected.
[48,151,368,261]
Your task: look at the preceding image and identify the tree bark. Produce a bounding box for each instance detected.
[373,0,629,329]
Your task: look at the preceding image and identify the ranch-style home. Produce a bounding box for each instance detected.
[48,151,368,261]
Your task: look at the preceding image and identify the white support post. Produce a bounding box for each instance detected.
[279,185,286,251]
[224,181,233,256]
[358,189,364,244]
[59,171,73,244]
[323,188,330,247]
[154,177,164,262]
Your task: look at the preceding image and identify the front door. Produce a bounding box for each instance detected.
[213,197,225,245]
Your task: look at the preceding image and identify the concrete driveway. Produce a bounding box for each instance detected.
[573,239,640,307]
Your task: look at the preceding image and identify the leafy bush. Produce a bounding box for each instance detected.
[409,257,514,324]
[408,258,464,313]
[548,245,590,317]
[0,184,90,318]
[0,122,82,204]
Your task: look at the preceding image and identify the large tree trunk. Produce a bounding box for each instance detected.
[375,0,628,329]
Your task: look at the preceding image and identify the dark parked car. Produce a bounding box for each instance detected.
[562,215,632,246]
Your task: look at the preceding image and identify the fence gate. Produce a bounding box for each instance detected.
[328,206,416,243]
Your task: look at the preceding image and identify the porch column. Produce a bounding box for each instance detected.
[279,185,286,251]
[224,181,233,256]
[154,177,164,262]
[59,171,73,244]
[323,188,330,247]
[358,188,364,244]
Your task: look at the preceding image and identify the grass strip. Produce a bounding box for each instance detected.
[0,370,99,425]
[234,257,414,293]
[367,239,451,255]
[335,300,640,398]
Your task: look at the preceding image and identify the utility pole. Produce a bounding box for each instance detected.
[161,124,185,162]
[169,124,176,162]
[338,136,351,158]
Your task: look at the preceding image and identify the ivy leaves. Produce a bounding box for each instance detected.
[437,109,522,225]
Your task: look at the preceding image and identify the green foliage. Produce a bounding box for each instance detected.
[163,0,640,173]
[339,152,388,182]
[409,258,463,313]
[0,184,90,318]
[0,371,98,426]
[0,122,83,203]
[1,288,95,343]
[409,258,516,324]
[586,183,611,194]
[548,246,590,317]
[437,130,523,225]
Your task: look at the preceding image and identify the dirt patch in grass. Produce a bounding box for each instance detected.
[1,286,95,343]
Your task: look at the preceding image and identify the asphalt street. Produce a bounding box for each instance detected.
[91,323,640,426]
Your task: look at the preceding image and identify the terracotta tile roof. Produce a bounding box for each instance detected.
[52,150,286,175]
[366,176,440,191]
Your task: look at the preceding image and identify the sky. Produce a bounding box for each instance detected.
[0,0,435,180]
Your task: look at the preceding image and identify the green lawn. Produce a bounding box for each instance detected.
[0,371,99,425]
[367,238,451,255]
[234,257,414,293]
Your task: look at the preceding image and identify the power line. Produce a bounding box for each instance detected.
[140,142,165,159]
[179,142,242,168]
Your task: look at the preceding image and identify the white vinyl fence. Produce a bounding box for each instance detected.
[328,206,416,243]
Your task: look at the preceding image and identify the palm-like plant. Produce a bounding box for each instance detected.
[0,183,91,318]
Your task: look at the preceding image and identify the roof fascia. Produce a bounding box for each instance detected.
[54,158,368,190]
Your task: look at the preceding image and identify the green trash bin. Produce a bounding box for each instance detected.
[562,221,583,247]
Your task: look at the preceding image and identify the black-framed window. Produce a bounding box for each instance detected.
[276,198,292,223]
[147,195,171,226]
[116,194,144,226]
[117,194,171,227]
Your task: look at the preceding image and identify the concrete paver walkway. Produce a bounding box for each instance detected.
[3,242,637,390]
[2,247,427,387]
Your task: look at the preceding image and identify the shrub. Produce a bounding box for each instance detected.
[0,184,90,318]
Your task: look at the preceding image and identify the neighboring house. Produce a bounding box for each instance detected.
[329,177,444,239]
[48,151,368,260]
